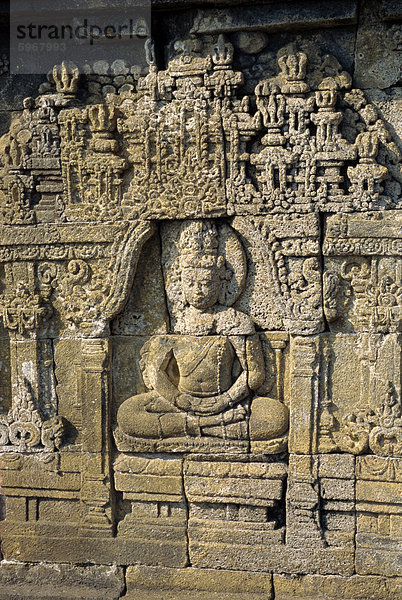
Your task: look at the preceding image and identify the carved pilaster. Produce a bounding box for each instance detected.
[0,261,61,452]
[286,454,325,548]
[289,336,320,454]
[80,338,112,534]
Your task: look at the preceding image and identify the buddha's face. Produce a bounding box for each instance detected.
[181,265,220,310]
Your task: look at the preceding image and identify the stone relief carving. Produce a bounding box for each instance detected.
[115,220,289,453]
[232,217,323,334]
[0,378,63,453]
[323,212,401,333]
[0,38,399,226]
[335,382,402,457]
[0,32,400,586]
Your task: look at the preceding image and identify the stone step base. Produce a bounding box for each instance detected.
[0,563,400,600]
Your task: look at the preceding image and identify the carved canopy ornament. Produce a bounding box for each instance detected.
[0,37,399,225]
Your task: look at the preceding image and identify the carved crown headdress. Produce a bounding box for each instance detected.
[178,220,221,269]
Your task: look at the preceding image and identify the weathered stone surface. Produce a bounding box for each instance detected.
[0,562,124,600]
[0,0,400,597]
[124,566,273,600]
[364,88,402,151]
[273,573,402,600]
[354,0,402,89]
[191,1,358,34]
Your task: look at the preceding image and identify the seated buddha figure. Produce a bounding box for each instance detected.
[117,220,288,445]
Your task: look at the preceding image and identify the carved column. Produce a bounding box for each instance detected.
[287,337,324,547]
[2,262,43,401]
[80,337,113,534]
[286,454,325,548]
[289,336,320,454]
[9,331,40,400]
[271,338,287,402]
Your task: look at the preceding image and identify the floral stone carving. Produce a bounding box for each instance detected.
[336,382,402,456]
[0,379,63,452]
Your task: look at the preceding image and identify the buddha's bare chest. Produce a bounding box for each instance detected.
[173,336,235,397]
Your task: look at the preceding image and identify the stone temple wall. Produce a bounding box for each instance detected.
[0,1,400,598]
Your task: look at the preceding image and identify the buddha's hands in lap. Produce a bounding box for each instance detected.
[176,393,230,415]
[198,404,247,427]
[176,371,249,416]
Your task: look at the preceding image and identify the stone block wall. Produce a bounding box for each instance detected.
[0,1,400,598]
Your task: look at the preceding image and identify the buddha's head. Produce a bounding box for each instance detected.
[178,221,224,310]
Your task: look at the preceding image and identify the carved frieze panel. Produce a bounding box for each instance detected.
[320,211,401,461]
[232,214,322,334]
[0,28,400,585]
[316,333,401,456]
[0,220,154,460]
[323,211,401,333]
[0,38,399,225]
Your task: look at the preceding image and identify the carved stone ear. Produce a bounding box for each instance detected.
[217,255,225,269]
[218,224,247,306]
